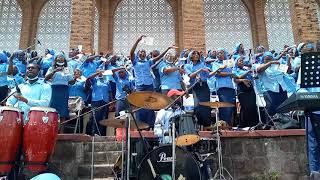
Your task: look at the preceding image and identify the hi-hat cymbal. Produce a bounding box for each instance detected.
[127,91,171,110]
[99,119,149,129]
[199,102,235,108]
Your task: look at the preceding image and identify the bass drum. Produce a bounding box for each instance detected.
[137,145,201,180]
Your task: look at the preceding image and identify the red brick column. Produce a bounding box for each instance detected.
[288,0,320,44]
[177,0,206,51]
[70,0,95,53]
[253,0,269,50]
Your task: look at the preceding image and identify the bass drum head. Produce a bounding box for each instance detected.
[137,145,201,180]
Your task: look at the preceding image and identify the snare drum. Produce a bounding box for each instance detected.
[175,114,200,146]
[0,106,23,175]
[23,107,59,172]
[137,145,202,180]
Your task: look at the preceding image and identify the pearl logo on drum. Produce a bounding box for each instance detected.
[157,152,173,163]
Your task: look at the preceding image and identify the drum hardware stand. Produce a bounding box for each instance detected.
[91,134,94,180]
[121,98,154,180]
[249,68,265,131]
[212,107,233,180]
[90,110,100,180]
[248,51,273,131]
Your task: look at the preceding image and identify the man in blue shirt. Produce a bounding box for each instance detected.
[6,62,52,122]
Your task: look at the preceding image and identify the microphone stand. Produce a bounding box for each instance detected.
[248,50,265,130]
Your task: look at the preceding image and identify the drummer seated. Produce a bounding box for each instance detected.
[6,63,52,122]
[154,89,185,143]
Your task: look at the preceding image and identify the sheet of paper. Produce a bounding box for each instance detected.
[78,45,83,52]
[141,37,154,46]
[223,59,234,68]
[278,64,289,73]
[102,70,113,76]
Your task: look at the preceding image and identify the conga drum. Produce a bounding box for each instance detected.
[23,107,59,172]
[0,106,23,175]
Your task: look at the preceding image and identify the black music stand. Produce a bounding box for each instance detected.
[300,52,320,175]
[300,52,320,88]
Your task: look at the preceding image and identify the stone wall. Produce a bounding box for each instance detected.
[49,132,308,180]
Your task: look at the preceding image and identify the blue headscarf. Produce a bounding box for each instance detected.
[0,52,8,63]
[233,55,242,70]
[233,43,242,55]
[296,43,305,56]
[47,48,55,56]
[261,51,274,63]
[55,52,66,60]
[216,48,229,60]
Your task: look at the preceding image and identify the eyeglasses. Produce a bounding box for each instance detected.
[27,66,37,70]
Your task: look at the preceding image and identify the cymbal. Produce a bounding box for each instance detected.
[199,102,235,108]
[99,119,149,129]
[127,91,171,110]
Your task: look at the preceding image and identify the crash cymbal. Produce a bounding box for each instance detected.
[127,91,171,110]
[99,119,149,129]
[199,101,235,108]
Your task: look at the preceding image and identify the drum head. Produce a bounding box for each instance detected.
[30,107,56,113]
[0,106,22,112]
[137,145,201,180]
[176,134,200,146]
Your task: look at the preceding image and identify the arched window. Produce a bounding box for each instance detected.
[93,6,99,54]
[0,0,22,52]
[204,0,253,52]
[265,0,294,52]
[113,0,175,54]
[36,0,72,54]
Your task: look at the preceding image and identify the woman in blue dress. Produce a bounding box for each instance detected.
[233,56,259,127]
[184,51,213,126]
[255,52,296,117]
[212,48,236,126]
[45,53,74,123]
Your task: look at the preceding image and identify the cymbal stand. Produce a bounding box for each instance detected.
[121,127,125,180]
[213,106,233,180]
[122,99,153,180]
[125,111,131,180]
[171,114,176,180]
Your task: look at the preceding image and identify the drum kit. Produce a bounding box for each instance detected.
[98,89,235,180]
[0,106,59,179]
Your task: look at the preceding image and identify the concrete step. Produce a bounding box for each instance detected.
[84,151,122,164]
[78,164,116,178]
[83,142,123,153]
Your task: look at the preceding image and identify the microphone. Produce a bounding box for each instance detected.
[14,79,21,95]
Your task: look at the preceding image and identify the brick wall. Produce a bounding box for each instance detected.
[289,0,320,45]
[178,0,206,51]
[69,0,95,53]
